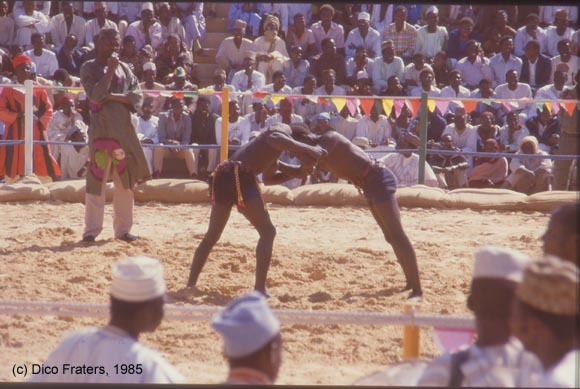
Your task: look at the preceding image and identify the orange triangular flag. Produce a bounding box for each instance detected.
[462,100,478,113]
[318,97,330,105]
[331,96,346,113]
[562,102,577,116]
[360,98,375,115]
[406,98,421,116]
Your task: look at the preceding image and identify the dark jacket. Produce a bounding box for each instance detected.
[525,115,561,152]
[520,54,552,89]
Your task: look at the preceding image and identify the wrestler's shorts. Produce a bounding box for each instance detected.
[210,165,262,207]
[359,165,397,203]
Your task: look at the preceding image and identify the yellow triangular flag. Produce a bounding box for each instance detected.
[382,98,394,116]
[331,96,346,113]
[427,99,436,112]
[271,94,285,105]
[544,102,552,113]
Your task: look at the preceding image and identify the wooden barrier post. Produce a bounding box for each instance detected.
[403,302,420,359]
[417,92,428,185]
[220,87,229,163]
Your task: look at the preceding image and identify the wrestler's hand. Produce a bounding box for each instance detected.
[306,145,327,162]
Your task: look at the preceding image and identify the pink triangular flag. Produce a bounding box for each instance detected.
[502,101,512,112]
[435,100,450,115]
[346,98,357,115]
[551,102,560,115]
[394,99,405,117]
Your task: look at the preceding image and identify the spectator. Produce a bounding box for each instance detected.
[541,202,579,266]
[59,127,89,180]
[266,98,303,126]
[455,40,492,91]
[525,106,561,154]
[510,256,578,387]
[441,106,478,168]
[253,15,289,84]
[245,99,269,134]
[415,6,448,62]
[495,69,533,123]
[49,1,86,50]
[502,136,553,194]
[118,3,142,24]
[259,4,289,39]
[13,0,51,50]
[431,50,451,89]
[228,3,261,38]
[409,68,440,98]
[155,34,194,85]
[56,34,83,76]
[419,246,541,386]
[231,51,266,115]
[550,39,578,86]
[439,70,470,113]
[344,11,381,60]
[544,9,575,57]
[539,6,578,29]
[153,97,195,179]
[468,138,509,188]
[390,104,419,144]
[446,17,479,61]
[403,52,433,91]
[483,10,516,43]
[499,111,530,153]
[514,13,547,57]
[165,66,196,92]
[382,5,417,62]
[215,100,250,154]
[354,103,394,148]
[382,75,405,97]
[311,4,345,56]
[311,38,347,86]
[476,112,501,152]
[205,68,236,116]
[332,106,358,141]
[118,35,140,75]
[287,4,313,29]
[285,13,317,60]
[156,3,186,52]
[46,95,87,161]
[553,72,579,190]
[428,134,469,189]
[135,97,159,174]
[216,19,254,84]
[191,96,219,177]
[535,68,568,101]
[372,40,404,95]
[84,2,119,49]
[489,36,523,88]
[211,291,282,385]
[125,2,163,52]
[519,39,552,93]
[350,70,374,98]
[282,45,309,89]
[369,4,393,36]
[470,78,501,124]
[25,32,58,79]
[139,62,166,116]
[346,46,374,87]
[292,74,318,126]
[0,1,15,50]
[314,69,347,117]
[29,256,186,383]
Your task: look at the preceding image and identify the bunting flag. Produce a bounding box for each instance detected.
[144,91,161,97]
[435,100,450,115]
[160,91,174,97]
[502,101,512,112]
[182,91,197,98]
[331,96,346,114]
[432,327,476,353]
[536,102,545,111]
[360,98,375,115]
[551,102,560,115]
[318,96,331,105]
[197,88,214,95]
[482,99,493,106]
[253,91,268,100]
[213,92,223,103]
[346,98,358,115]
[462,99,478,113]
[66,88,83,95]
[394,99,405,117]
[306,95,318,103]
[406,98,421,116]
[561,102,577,116]
[544,102,552,113]
[382,98,394,117]
[271,94,285,105]
[427,99,436,113]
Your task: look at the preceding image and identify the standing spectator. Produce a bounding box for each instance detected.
[441,106,478,168]
[446,17,478,61]
[415,6,448,62]
[211,292,282,385]
[489,36,523,88]
[510,256,578,387]
[514,13,547,57]
[369,4,393,36]
[494,69,533,122]
[372,40,404,95]
[288,4,313,28]
[138,62,166,116]
[553,72,579,190]
[0,54,60,182]
[419,246,541,387]
[30,256,186,383]
[46,95,87,161]
[79,29,149,243]
[135,97,159,174]
[282,45,310,89]
[535,69,568,101]
[382,5,417,62]
[24,32,58,79]
[499,111,530,153]
[50,1,86,50]
[525,106,561,154]
[541,202,579,266]
[13,0,51,50]
[311,4,345,56]
[56,34,84,76]
[191,96,219,177]
[310,38,347,86]
[153,96,195,179]
[84,2,119,49]
[253,15,289,84]
[354,104,393,148]
[59,127,89,180]
[502,136,553,194]
[429,134,469,189]
[519,39,552,93]
[285,13,317,60]
[550,39,578,86]
[468,139,509,188]
[344,12,381,60]
[118,3,142,24]
[544,9,575,57]
[156,3,186,52]
[216,19,254,84]
[228,3,261,38]
[125,2,163,52]
[0,1,15,50]
[455,40,492,91]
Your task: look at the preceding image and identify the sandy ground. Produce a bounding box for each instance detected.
[0,201,549,385]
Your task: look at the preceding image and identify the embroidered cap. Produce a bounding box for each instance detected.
[473,246,531,283]
[110,256,166,302]
[357,12,370,21]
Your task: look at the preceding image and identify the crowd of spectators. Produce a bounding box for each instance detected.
[0,1,578,191]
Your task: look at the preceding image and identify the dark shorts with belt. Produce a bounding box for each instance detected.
[358,165,398,203]
[210,162,262,206]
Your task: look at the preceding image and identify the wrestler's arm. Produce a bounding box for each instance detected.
[264,131,327,164]
[262,161,309,185]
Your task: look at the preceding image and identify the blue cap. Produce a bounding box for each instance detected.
[315,112,331,121]
[211,292,280,358]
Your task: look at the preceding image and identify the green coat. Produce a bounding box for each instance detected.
[80,59,150,195]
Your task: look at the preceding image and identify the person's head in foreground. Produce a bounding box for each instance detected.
[541,202,579,266]
[510,255,579,386]
[211,291,282,385]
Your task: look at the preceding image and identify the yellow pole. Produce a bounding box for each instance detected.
[220,87,229,162]
[403,303,420,359]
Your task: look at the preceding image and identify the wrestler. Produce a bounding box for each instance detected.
[187,123,327,296]
[291,123,423,298]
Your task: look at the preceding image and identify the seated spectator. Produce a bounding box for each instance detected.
[156,3,186,52]
[489,36,523,88]
[431,50,451,89]
[499,111,530,153]
[468,138,509,188]
[494,69,533,123]
[382,75,405,97]
[205,69,236,117]
[544,9,575,57]
[502,136,553,194]
[383,6,417,63]
[455,40,492,91]
[439,70,470,113]
[426,110,448,143]
[525,106,561,154]
[349,71,374,97]
[216,19,254,84]
[470,78,501,124]
[372,40,405,95]
[139,62,167,116]
[520,39,551,93]
[215,100,250,158]
[483,10,516,44]
[418,246,541,386]
[378,133,439,187]
[59,127,89,180]
[84,2,119,49]
[476,112,501,152]
[46,96,87,161]
[346,46,374,87]
[50,1,86,50]
[403,53,433,91]
[285,13,317,60]
[244,100,269,134]
[292,74,318,126]
[125,2,163,52]
[510,256,578,387]
[354,104,394,148]
[153,97,196,179]
[232,51,266,115]
[311,38,347,86]
[369,4,393,36]
[265,98,304,126]
[390,104,419,144]
[282,45,310,89]
[191,96,219,177]
[56,34,83,77]
[155,34,194,84]
[165,67,196,92]
[331,106,358,141]
[253,15,289,84]
[135,98,159,174]
[263,70,292,111]
[311,4,345,56]
[409,68,440,98]
[14,0,51,49]
[211,292,282,385]
[314,69,347,117]
[514,13,548,56]
[0,1,15,51]
[344,11,381,60]
[447,17,479,61]
[541,202,579,266]
[535,68,568,101]
[429,134,469,189]
[25,32,58,79]
[441,106,478,167]
[118,35,140,75]
[415,6,448,62]
[550,39,578,86]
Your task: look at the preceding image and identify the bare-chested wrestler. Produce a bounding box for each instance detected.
[186,123,327,296]
[291,123,423,298]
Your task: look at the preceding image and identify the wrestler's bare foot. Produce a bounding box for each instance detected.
[407,288,423,299]
[255,288,272,299]
[182,284,204,297]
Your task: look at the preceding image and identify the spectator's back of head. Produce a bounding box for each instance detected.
[542,202,580,266]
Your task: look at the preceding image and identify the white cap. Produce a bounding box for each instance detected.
[141,2,154,12]
[357,12,370,21]
[426,6,439,16]
[143,62,156,72]
[110,256,166,302]
[211,292,281,358]
[473,246,531,283]
[356,70,369,80]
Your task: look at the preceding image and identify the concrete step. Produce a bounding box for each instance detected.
[206,17,228,33]
[194,48,217,64]
[202,32,231,50]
